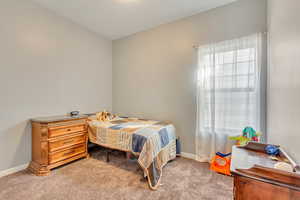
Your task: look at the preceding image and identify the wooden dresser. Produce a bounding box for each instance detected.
[29,115,89,176]
[231,142,300,200]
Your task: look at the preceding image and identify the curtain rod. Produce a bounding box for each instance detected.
[192,31,268,49]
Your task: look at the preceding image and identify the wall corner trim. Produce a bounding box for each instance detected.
[0,163,29,178]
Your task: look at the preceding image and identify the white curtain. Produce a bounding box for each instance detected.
[195,33,262,162]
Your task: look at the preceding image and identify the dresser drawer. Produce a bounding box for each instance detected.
[49,144,86,164]
[49,133,86,152]
[49,124,86,138]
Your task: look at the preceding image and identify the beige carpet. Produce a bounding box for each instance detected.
[0,148,233,200]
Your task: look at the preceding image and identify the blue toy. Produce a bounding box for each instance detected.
[265,145,280,156]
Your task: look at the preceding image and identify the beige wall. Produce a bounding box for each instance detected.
[113,0,267,154]
[0,0,112,171]
[268,0,300,162]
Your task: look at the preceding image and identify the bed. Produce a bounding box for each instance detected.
[87,116,177,190]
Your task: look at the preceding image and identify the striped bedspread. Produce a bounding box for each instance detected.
[87,117,177,190]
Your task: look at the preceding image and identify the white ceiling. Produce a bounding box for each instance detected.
[32,0,236,40]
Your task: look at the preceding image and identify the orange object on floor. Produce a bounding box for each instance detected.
[210,154,231,176]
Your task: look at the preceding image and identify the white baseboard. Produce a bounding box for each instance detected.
[0,163,29,178]
[181,152,196,160]
[0,154,199,178]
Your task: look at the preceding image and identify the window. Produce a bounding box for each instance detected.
[195,33,263,161]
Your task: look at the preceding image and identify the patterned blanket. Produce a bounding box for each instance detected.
[87,117,177,190]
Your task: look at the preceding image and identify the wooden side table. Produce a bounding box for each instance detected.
[230,142,300,200]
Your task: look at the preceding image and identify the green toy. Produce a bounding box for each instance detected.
[229,127,261,146]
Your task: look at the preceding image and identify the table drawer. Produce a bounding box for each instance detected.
[49,124,86,138]
[49,144,86,164]
[49,134,86,152]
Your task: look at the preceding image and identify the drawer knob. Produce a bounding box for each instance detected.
[67,128,71,131]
